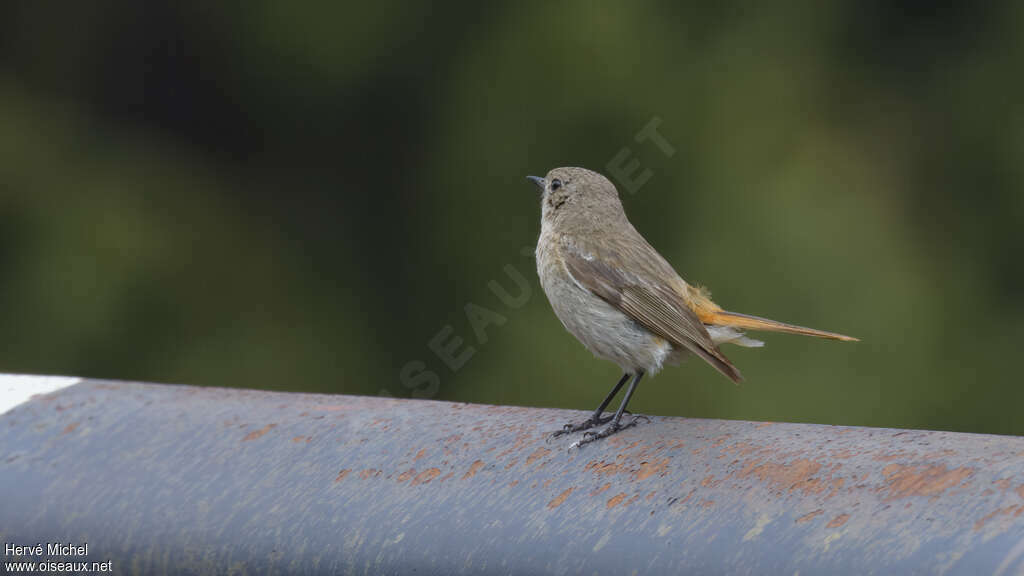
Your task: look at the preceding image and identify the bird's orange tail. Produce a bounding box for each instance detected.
[700,310,858,342]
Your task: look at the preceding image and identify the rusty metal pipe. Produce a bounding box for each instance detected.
[2,376,1023,575]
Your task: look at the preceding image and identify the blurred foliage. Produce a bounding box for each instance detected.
[1,1,1022,434]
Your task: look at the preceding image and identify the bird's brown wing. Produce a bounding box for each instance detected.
[562,247,742,382]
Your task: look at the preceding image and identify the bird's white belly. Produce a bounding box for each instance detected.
[537,243,673,374]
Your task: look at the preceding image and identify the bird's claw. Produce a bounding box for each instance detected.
[570,414,646,448]
[548,415,612,440]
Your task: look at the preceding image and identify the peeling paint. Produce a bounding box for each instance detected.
[411,468,440,486]
[975,505,1024,531]
[462,460,484,479]
[880,464,973,501]
[796,510,824,524]
[826,514,850,528]
[548,487,574,509]
[593,531,612,552]
[525,447,551,466]
[743,514,773,541]
[735,458,824,495]
[586,460,623,477]
[635,459,668,481]
[607,493,627,509]
[242,423,276,441]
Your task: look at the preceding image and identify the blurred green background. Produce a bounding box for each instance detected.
[1,2,1021,435]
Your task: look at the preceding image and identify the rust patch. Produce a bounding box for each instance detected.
[548,487,574,509]
[61,422,79,434]
[796,510,823,524]
[414,448,427,461]
[509,480,519,487]
[873,451,914,462]
[701,499,715,508]
[701,475,717,488]
[826,477,846,498]
[880,464,973,501]
[292,436,311,443]
[826,514,850,528]
[591,483,611,496]
[526,447,551,465]
[1017,485,1024,499]
[439,471,454,482]
[504,459,518,470]
[242,423,276,441]
[607,493,627,509]
[497,431,532,459]
[974,505,1024,531]
[646,491,657,501]
[735,458,824,495]
[334,469,351,482]
[463,460,484,479]
[635,459,669,481]
[722,442,761,457]
[411,468,441,486]
[397,469,416,483]
[586,460,624,477]
[831,449,855,459]
[359,469,381,479]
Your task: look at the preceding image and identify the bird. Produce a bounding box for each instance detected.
[527,167,857,446]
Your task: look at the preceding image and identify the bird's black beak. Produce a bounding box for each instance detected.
[526,175,545,191]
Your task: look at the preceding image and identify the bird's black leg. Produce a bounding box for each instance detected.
[573,371,646,446]
[550,373,630,438]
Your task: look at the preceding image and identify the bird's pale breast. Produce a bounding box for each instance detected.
[536,231,674,374]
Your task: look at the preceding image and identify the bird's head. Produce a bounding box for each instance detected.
[526,167,624,225]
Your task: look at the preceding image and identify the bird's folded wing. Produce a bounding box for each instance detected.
[562,247,742,382]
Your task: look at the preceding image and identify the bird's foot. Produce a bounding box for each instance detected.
[569,415,648,449]
[548,415,613,440]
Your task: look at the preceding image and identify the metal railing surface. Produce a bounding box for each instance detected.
[1,376,1023,575]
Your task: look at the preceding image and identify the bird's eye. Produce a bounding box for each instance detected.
[550,179,562,191]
